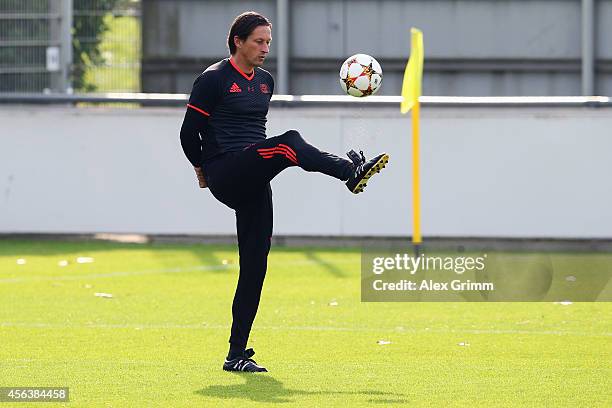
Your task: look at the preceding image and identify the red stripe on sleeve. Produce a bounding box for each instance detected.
[187,104,210,117]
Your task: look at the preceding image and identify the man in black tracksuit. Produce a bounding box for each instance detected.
[180,12,388,372]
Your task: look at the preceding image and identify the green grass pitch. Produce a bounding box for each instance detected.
[0,240,610,407]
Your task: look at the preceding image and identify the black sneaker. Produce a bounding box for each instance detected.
[222,348,268,372]
[345,150,389,194]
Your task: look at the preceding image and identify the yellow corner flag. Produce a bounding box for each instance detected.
[401,28,424,247]
[400,28,424,114]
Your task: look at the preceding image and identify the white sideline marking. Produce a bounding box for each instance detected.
[0,259,358,284]
[0,322,609,337]
[0,265,230,283]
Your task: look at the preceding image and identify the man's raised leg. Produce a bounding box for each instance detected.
[241,129,389,194]
[242,130,354,182]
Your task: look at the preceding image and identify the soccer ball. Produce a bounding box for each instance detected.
[339,54,383,97]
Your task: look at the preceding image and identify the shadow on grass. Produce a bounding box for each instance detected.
[195,373,408,404]
[304,251,347,278]
[0,239,235,274]
[150,242,232,275]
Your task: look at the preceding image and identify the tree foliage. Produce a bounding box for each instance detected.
[0,0,125,92]
[72,0,120,91]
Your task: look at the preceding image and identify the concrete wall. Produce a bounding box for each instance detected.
[141,0,612,96]
[1,104,611,238]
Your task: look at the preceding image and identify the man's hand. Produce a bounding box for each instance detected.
[194,166,208,188]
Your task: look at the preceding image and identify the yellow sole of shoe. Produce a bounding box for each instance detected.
[351,154,389,194]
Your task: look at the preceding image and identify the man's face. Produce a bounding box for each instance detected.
[235,25,272,67]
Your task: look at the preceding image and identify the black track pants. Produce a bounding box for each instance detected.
[202,130,354,349]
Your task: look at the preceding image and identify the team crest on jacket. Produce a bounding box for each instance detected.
[260,83,270,94]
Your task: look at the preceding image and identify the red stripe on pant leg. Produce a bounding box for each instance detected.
[258,150,291,160]
[277,150,298,164]
[258,144,298,161]
[278,151,297,164]
[275,144,298,163]
[260,146,298,163]
[275,147,298,163]
[277,143,297,158]
[257,145,296,157]
[259,144,297,158]
[256,146,281,152]
[257,149,298,164]
[257,146,298,163]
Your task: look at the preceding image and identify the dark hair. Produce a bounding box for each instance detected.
[227,11,271,55]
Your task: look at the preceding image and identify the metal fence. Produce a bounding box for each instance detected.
[1,0,56,92]
[0,0,140,94]
[73,0,140,93]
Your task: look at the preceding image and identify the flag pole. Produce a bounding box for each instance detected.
[400,27,424,255]
[412,99,421,255]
